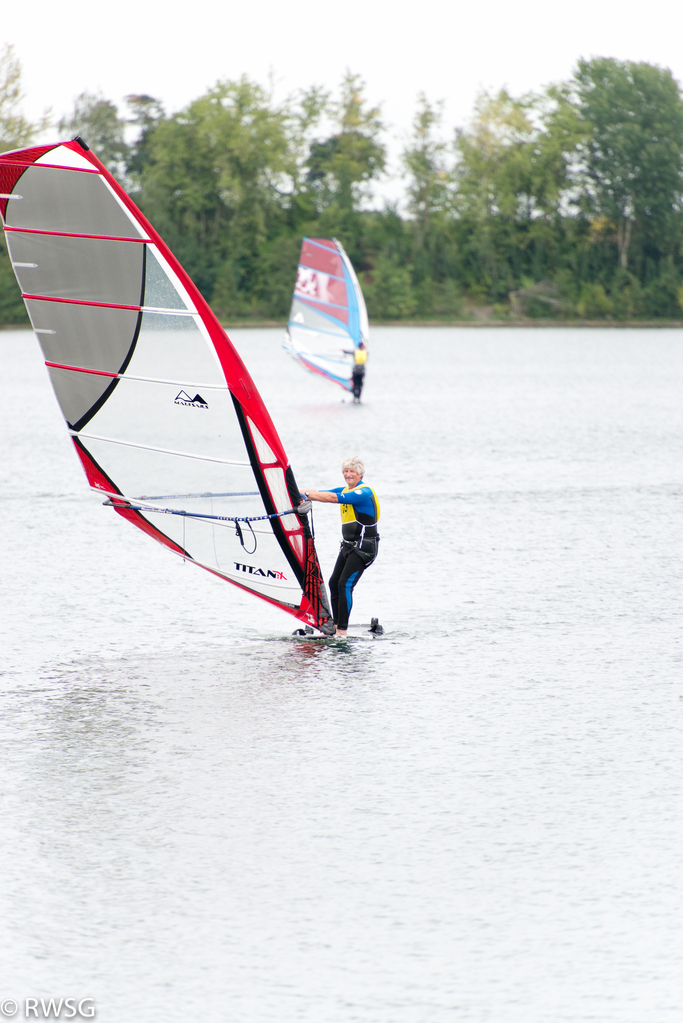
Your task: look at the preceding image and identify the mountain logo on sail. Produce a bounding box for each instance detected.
[174,390,208,409]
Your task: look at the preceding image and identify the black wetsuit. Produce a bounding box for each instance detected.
[352,362,365,401]
[345,347,367,402]
[326,482,380,630]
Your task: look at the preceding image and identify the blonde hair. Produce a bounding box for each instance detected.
[341,456,365,476]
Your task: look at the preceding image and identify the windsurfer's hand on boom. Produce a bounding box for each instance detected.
[300,490,339,505]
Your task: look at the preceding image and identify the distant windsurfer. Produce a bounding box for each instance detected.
[344,342,367,403]
[299,457,379,637]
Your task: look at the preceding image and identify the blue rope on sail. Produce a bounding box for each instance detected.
[103,498,301,524]
[130,491,260,501]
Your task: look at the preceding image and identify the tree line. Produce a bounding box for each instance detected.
[3,43,683,324]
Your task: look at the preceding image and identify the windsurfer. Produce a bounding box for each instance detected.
[343,342,368,402]
[300,456,379,637]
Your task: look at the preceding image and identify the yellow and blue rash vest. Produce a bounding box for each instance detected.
[327,481,380,542]
[354,348,368,366]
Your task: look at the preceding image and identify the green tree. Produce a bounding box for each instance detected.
[403,95,449,232]
[0,45,51,324]
[283,85,329,195]
[453,86,584,222]
[452,89,538,298]
[124,94,165,188]
[364,254,417,319]
[306,72,385,225]
[401,94,461,307]
[573,58,683,268]
[449,84,590,305]
[139,77,292,308]
[259,84,330,239]
[453,89,544,223]
[0,43,51,152]
[58,91,128,176]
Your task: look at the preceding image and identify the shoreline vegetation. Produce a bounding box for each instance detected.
[4,47,683,327]
[221,319,683,329]
[4,317,683,332]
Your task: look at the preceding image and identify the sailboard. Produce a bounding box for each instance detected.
[0,138,332,632]
[283,237,368,391]
[293,619,385,640]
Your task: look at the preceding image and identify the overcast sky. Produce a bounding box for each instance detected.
[5,0,683,198]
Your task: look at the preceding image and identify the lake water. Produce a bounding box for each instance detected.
[1,326,682,1023]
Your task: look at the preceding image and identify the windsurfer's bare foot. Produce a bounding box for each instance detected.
[335,628,347,637]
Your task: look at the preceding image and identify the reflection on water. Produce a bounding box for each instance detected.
[1,327,682,1022]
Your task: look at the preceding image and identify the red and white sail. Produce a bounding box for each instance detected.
[0,139,331,629]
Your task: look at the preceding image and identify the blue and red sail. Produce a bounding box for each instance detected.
[284,237,369,391]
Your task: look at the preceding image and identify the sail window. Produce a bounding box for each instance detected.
[247,419,277,465]
[289,534,304,560]
[143,247,189,311]
[263,467,299,534]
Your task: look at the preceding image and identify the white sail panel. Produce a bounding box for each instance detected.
[74,439,252,503]
[73,379,240,459]
[123,313,225,386]
[35,145,99,170]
